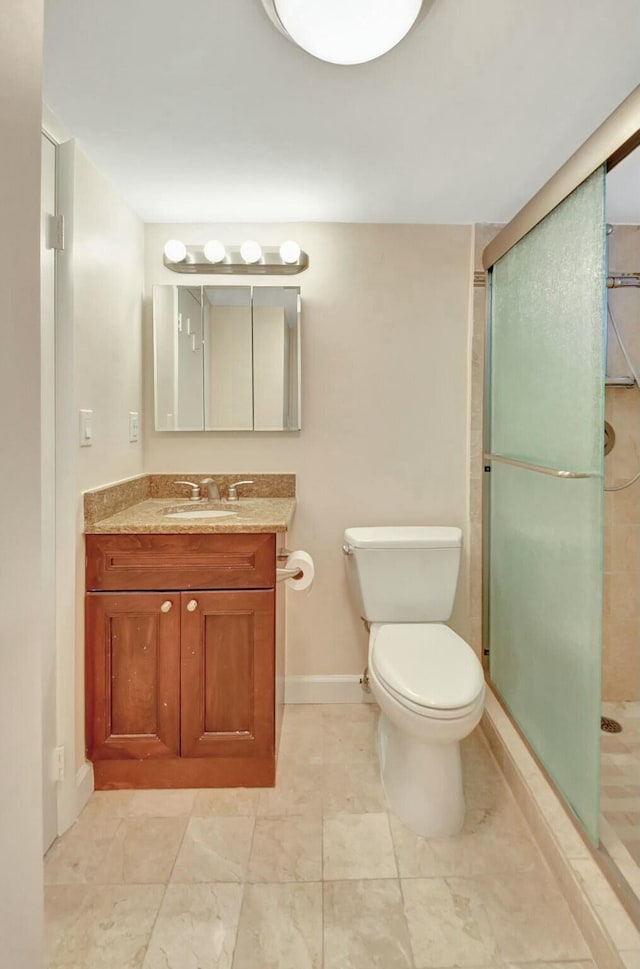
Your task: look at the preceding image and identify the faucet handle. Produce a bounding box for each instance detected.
[175,480,201,500]
[227,479,254,501]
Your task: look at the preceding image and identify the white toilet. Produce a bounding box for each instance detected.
[343,525,485,839]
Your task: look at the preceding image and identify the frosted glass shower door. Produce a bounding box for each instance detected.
[488,168,606,843]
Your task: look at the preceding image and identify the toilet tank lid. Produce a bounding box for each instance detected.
[344,526,462,549]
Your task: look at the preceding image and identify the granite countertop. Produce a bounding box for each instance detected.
[85,497,295,534]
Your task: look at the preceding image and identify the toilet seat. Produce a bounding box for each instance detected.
[371,623,485,720]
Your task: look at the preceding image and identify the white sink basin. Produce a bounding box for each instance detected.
[164,509,238,520]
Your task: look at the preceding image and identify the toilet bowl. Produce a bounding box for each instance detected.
[343,525,485,839]
[369,622,485,838]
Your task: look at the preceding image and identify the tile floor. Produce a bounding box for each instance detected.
[600,700,640,894]
[45,704,597,969]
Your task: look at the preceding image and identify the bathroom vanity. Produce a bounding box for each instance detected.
[83,476,295,790]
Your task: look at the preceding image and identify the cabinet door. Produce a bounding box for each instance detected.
[181,590,275,758]
[86,593,180,760]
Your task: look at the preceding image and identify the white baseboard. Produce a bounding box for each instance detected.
[284,675,375,704]
[75,761,94,816]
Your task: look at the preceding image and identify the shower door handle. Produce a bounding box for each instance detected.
[484,454,598,479]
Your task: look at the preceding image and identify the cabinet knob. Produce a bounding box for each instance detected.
[186,599,198,612]
[160,600,172,613]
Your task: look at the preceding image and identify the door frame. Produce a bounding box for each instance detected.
[41,106,86,837]
[41,129,58,851]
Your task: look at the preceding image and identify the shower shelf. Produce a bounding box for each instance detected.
[605,376,636,387]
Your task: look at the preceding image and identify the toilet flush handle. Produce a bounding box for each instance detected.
[342,543,353,555]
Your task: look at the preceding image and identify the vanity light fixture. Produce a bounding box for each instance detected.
[261,0,426,66]
[203,239,226,264]
[162,239,308,275]
[240,240,263,265]
[163,239,187,263]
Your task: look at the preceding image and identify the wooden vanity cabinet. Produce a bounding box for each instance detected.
[85,533,279,789]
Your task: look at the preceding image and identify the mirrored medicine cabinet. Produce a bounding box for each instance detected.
[153,285,301,431]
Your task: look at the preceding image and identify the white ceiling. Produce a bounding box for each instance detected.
[43,0,640,224]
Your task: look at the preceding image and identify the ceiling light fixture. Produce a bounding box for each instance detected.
[261,0,424,66]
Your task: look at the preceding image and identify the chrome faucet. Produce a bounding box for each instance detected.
[175,480,202,501]
[227,479,254,501]
[199,478,221,500]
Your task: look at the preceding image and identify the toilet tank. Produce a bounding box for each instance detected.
[344,526,462,623]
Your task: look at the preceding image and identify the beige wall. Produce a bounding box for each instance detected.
[74,146,145,491]
[0,0,45,963]
[144,222,474,679]
[603,224,640,701]
[68,145,145,768]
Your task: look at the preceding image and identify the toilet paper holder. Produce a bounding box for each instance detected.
[276,566,303,582]
[276,549,303,582]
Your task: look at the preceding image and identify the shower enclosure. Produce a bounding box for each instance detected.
[485,168,606,844]
[482,86,640,910]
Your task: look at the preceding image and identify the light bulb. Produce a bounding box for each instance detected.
[163,239,187,263]
[240,240,263,264]
[203,240,226,263]
[279,240,301,264]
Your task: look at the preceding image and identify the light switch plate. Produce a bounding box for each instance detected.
[79,409,93,447]
[129,411,139,443]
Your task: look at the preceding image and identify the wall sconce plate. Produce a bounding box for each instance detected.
[164,245,309,275]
